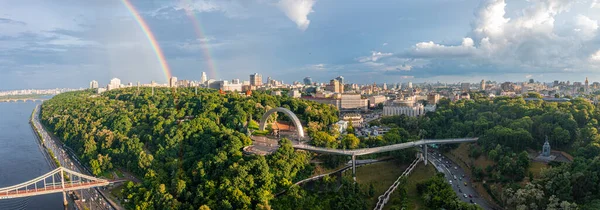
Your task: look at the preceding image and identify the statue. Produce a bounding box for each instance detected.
[542,136,551,157]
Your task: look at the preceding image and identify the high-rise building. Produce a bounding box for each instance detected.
[267,77,272,85]
[427,93,440,105]
[335,76,344,85]
[383,83,387,90]
[169,77,178,88]
[326,79,342,93]
[461,82,470,92]
[89,80,98,89]
[201,72,208,84]
[480,80,486,91]
[303,77,313,85]
[408,82,413,89]
[108,78,121,90]
[250,73,262,86]
[231,79,240,84]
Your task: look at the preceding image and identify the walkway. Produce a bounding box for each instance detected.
[292,138,478,156]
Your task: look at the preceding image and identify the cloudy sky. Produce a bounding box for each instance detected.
[1,0,600,89]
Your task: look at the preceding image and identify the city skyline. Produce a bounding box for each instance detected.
[1,0,600,90]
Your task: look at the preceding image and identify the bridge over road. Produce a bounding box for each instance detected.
[292,138,478,181]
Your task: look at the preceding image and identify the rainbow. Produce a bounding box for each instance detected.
[120,0,172,81]
[181,0,218,79]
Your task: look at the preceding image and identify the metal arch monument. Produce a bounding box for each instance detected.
[259,107,305,139]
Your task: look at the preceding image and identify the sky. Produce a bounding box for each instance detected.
[1,0,600,90]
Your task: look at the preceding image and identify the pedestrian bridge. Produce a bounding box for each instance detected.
[0,167,122,205]
[292,138,478,156]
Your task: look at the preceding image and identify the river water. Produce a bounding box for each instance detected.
[0,102,63,210]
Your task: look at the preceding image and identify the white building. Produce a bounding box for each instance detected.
[169,77,178,88]
[107,78,121,90]
[288,90,301,98]
[342,113,364,128]
[341,94,368,110]
[89,80,98,89]
[201,72,208,84]
[368,95,387,107]
[383,99,426,117]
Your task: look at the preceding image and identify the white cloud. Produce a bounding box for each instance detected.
[277,0,315,31]
[404,0,600,74]
[525,74,533,78]
[357,51,393,62]
[174,0,249,18]
[412,38,476,57]
[591,50,600,62]
[383,43,388,46]
[574,15,598,39]
[593,0,600,8]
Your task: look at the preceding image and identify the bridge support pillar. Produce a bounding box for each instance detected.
[60,168,68,206]
[424,144,428,165]
[352,155,356,182]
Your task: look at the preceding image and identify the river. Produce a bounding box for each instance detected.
[0,102,64,210]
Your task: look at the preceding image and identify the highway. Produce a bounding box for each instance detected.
[427,150,492,210]
[31,105,115,210]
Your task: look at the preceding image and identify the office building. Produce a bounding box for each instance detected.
[169,77,178,88]
[201,72,208,84]
[303,77,313,85]
[107,78,121,90]
[383,83,387,90]
[383,100,425,117]
[427,93,440,105]
[408,82,413,89]
[250,73,262,86]
[335,76,344,85]
[341,94,368,110]
[89,80,98,89]
[232,79,240,84]
[368,95,387,107]
[480,80,486,91]
[325,79,344,93]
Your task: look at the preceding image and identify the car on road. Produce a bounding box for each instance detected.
[454,166,458,170]
[470,199,474,204]
[463,194,468,198]
[464,182,467,186]
[449,180,453,184]
[459,189,462,193]
[468,194,472,198]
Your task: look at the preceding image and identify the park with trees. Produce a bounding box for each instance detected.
[39,87,600,209]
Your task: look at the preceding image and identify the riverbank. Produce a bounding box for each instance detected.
[31,104,123,210]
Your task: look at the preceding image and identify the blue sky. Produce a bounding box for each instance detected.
[1,0,600,90]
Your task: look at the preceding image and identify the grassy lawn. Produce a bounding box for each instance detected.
[115,170,125,178]
[110,184,125,199]
[389,163,437,210]
[100,171,114,179]
[343,161,407,208]
[528,161,548,179]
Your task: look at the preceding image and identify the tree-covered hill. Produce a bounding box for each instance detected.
[40,87,338,209]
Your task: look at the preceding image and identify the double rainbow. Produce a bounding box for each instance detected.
[120,0,219,81]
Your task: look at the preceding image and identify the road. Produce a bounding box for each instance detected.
[427,150,492,210]
[31,105,115,210]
